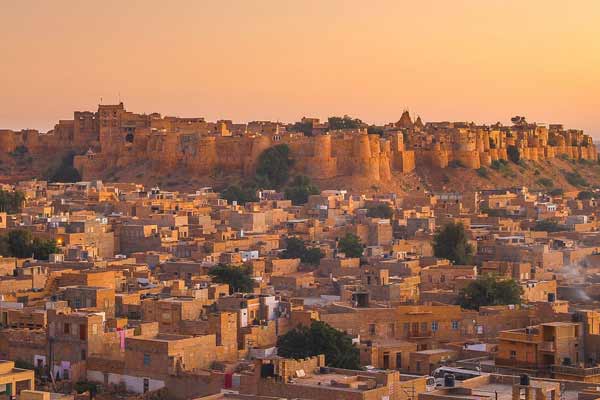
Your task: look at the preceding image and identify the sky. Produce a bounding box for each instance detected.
[1,0,600,136]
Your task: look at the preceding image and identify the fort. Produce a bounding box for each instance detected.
[0,103,596,183]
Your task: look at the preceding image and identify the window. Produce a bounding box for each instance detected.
[368,324,376,335]
[64,323,70,334]
[74,299,81,308]
[143,378,149,393]
[452,320,459,330]
[403,323,410,335]
[81,350,86,360]
[143,354,151,366]
[431,321,439,332]
[510,350,517,359]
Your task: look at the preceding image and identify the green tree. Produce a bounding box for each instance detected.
[366,203,393,219]
[289,120,313,136]
[32,237,59,261]
[0,190,25,214]
[284,175,319,205]
[367,125,384,136]
[577,191,594,200]
[209,264,254,294]
[256,144,293,189]
[277,320,361,370]
[338,233,363,258]
[533,219,563,232]
[282,237,324,266]
[457,275,522,310]
[3,230,58,260]
[507,145,520,164]
[327,115,364,130]
[221,184,258,205]
[48,151,81,183]
[432,222,473,265]
[7,230,34,258]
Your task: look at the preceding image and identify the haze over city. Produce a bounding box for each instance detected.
[2,0,600,136]
[4,3,600,400]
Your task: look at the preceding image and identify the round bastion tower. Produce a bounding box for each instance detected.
[307,134,337,179]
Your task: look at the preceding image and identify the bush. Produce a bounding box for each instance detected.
[549,188,564,196]
[564,171,589,187]
[366,203,394,219]
[476,167,489,179]
[448,160,465,168]
[577,191,595,200]
[536,178,553,188]
[533,219,563,232]
[10,145,28,157]
[559,153,570,161]
[491,159,509,170]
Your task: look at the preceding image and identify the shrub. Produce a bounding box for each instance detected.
[366,203,394,219]
[564,171,589,187]
[476,167,489,179]
[507,145,520,163]
[536,178,553,188]
[448,160,465,168]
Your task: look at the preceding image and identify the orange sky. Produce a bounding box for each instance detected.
[1,1,599,136]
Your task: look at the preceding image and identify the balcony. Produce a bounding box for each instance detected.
[539,341,555,352]
[408,330,433,339]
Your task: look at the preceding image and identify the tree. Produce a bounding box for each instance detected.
[289,120,313,136]
[209,264,254,294]
[327,115,364,130]
[282,237,324,266]
[277,320,361,370]
[32,238,59,261]
[577,191,594,200]
[3,230,58,260]
[432,222,473,265]
[255,144,294,189]
[338,233,363,258]
[7,230,34,258]
[507,145,520,164]
[48,152,81,183]
[533,219,563,232]
[221,184,258,205]
[367,125,384,136]
[284,175,319,205]
[366,204,393,219]
[457,275,522,310]
[0,190,25,214]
